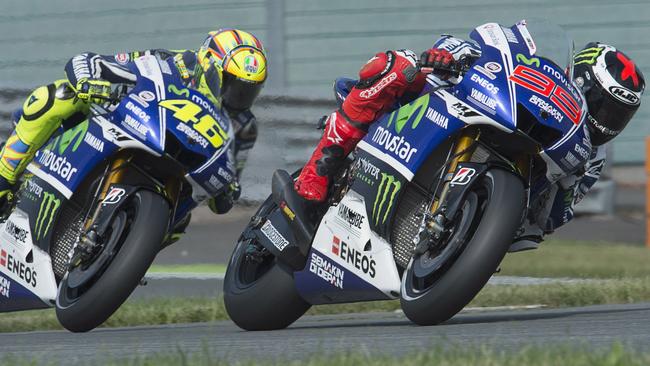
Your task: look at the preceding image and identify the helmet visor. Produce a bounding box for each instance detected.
[585,84,638,145]
[221,72,263,111]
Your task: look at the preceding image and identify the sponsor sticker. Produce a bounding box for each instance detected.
[5,220,27,244]
[125,101,151,123]
[0,249,37,287]
[83,132,105,152]
[469,88,497,112]
[331,236,376,278]
[102,187,126,205]
[450,167,476,185]
[609,86,640,105]
[372,173,401,225]
[243,55,259,73]
[353,157,380,186]
[0,274,9,298]
[309,252,344,289]
[37,150,78,182]
[371,126,418,163]
[425,108,449,129]
[260,220,289,251]
[470,73,500,95]
[115,53,129,65]
[337,204,364,230]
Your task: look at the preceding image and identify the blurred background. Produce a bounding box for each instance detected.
[0,0,645,245]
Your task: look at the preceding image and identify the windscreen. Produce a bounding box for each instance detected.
[520,19,574,75]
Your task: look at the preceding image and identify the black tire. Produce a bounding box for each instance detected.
[400,168,525,325]
[55,190,169,332]
[224,196,311,331]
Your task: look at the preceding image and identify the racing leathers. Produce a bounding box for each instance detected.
[294,35,606,249]
[0,49,258,215]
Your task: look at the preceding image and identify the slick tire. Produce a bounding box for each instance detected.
[56,190,169,332]
[224,197,310,331]
[400,168,525,326]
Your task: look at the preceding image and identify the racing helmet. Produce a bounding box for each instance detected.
[573,42,645,146]
[196,29,267,110]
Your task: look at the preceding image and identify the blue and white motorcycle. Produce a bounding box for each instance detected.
[224,20,590,329]
[0,55,236,332]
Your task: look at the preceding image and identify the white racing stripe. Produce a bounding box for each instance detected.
[26,163,74,198]
[357,140,415,181]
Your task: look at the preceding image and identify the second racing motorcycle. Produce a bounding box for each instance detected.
[0,55,236,332]
[224,20,592,329]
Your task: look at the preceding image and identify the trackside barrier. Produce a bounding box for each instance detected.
[646,136,650,248]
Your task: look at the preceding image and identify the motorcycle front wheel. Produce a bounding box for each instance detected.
[55,190,169,332]
[400,168,525,325]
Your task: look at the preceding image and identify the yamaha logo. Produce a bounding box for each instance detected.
[609,86,640,105]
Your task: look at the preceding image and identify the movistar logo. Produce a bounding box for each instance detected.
[386,94,430,133]
[35,192,60,240]
[574,47,604,66]
[168,84,190,98]
[516,53,540,67]
[372,173,401,225]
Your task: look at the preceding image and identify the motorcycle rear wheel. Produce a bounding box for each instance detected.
[55,190,169,332]
[400,168,525,325]
[223,196,311,331]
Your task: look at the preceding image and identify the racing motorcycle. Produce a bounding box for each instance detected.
[0,55,236,332]
[224,20,591,329]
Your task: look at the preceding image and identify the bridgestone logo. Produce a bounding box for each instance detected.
[260,220,289,251]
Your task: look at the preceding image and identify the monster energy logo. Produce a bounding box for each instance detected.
[35,192,60,240]
[372,173,401,225]
[574,47,604,66]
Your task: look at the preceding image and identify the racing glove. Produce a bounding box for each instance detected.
[420,48,456,76]
[75,78,112,103]
[208,182,241,214]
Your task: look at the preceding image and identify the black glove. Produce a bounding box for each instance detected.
[207,182,241,214]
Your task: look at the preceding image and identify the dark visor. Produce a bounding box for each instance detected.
[585,84,638,144]
[221,73,263,111]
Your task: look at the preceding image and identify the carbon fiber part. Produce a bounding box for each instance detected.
[50,199,84,280]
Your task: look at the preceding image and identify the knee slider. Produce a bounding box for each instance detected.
[21,84,56,121]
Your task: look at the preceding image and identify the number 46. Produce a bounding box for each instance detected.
[159,99,228,148]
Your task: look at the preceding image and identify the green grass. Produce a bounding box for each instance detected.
[498,239,650,279]
[3,277,650,333]
[2,343,648,366]
[147,264,226,274]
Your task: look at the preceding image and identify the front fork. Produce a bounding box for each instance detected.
[415,128,530,253]
[71,152,181,268]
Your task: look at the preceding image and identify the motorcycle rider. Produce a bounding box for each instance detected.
[0,29,267,218]
[294,36,645,251]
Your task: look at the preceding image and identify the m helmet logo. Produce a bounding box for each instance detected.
[609,86,640,106]
[451,167,476,185]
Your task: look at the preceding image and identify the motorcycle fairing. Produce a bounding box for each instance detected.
[0,202,59,311]
[25,55,235,203]
[294,190,399,304]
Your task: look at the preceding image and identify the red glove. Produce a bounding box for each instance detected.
[420,48,455,73]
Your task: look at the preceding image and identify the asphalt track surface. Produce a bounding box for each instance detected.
[1,303,649,362]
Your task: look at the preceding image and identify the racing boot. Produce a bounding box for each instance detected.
[294,110,366,202]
